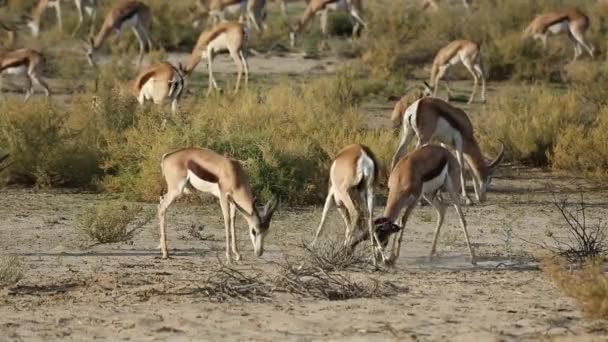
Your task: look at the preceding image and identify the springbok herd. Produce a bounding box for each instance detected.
[0,0,601,266]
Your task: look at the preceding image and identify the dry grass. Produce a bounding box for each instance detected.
[78,202,147,244]
[0,255,22,286]
[542,257,608,320]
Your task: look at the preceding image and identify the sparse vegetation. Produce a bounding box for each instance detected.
[78,201,146,243]
[542,257,608,320]
[0,254,22,286]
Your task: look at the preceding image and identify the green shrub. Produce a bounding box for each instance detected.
[0,99,102,187]
[476,85,589,165]
[101,75,394,205]
[78,202,144,243]
[552,106,608,180]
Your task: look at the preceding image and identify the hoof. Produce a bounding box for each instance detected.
[233,253,241,261]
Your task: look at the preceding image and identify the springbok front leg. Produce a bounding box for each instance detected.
[229,201,241,261]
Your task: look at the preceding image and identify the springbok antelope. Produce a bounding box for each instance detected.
[132,62,186,114]
[84,1,152,68]
[289,0,366,48]
[158,147,278,262]
[421,0,471,12]
[523,8,594,62]
[362,144,476,265]
[196,0,266,32]
[391,95,504,204]
[0,48,50,100]
[27,0,97,37]
[313,144,384,264]
[183,21,248,95]
[429,39,486,104]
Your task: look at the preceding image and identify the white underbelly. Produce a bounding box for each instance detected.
[326,0,348,11]
[224,2,245,15]
[209,34,229,53]
[422,165,448,194]
[448,54,461,66]
[433,117,459,144]
[187,170,221,198]
[3,66,27,75]
[120,15,138,30]
[547,21,569,35]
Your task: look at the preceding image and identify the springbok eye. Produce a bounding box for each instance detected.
[251,229,257,237]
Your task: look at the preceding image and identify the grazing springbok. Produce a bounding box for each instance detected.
[132,62,186,114]
[421,0,471,12]
[0,48,50,100]
[523,8,594,62]
[313,144,384,264]
[196,0,266,32]
[84,1,152,68]
[27,0,97,37]
[429,39,486,104]
[362,144,476,265]
[158,147,278,262]
[289,0,366,48]
[391,95,504,204]
[183,21,249,95]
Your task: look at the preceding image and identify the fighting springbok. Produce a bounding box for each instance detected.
[84,1,152,68]
[391,94,504,204]
[289,0,366,48]
[523,8,594,62]
[132,62,186,114]
[313,144,383,264]
[0,48,50,100]
[428,39,486,104]
[363,144,476,265]
[183,21,248,95]
[158,147,278,262]
[27,0,97,37]
[196,0,266,32]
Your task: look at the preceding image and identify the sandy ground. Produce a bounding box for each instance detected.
[1,166,608,341]
[0,17,607,341]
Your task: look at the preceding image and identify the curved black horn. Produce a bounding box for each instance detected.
[489,142,505,169]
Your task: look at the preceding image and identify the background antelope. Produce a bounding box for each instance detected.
[158,147,278,262]
[391,96,504,204]
[313,144,383,264]
[27,0,97,37]
[0,48,50,100]
[84,1,152,68]
[373,144,476,265]
[429,39,486,104]
[197,0,266,32]
[523,8,594,62]
[289,0,366,48]
[183,21,248,95]
[132,62,185,115]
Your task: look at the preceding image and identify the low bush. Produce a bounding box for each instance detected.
[542,257,608,320]
[78,201,145,243]
[0,99,102,187]
[476,85,589,166]
[0,255,22,286]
